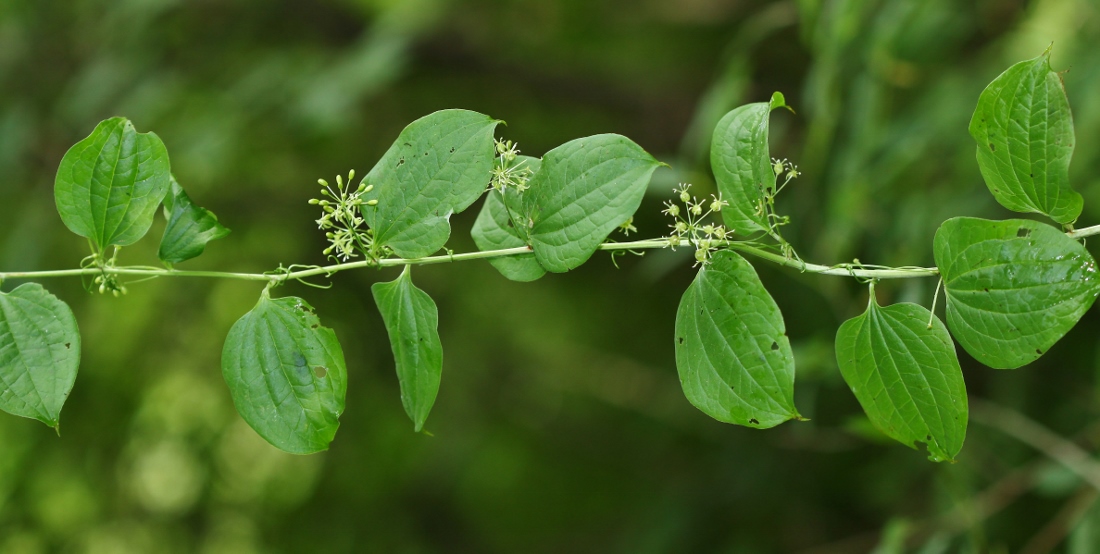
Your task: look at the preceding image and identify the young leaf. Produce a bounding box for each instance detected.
[711,92,788,235]
[54,117,171,251]
[0,283,80,429]
[221,291,347,454]
[835,294,967,462]
[158,176,231,264]
[361,109,500,259]
[371,266,443,432]
[523,134,662,272]
[933,217,1100,369]
[674,250,800,428]
[969,48,1081,224]
[471,156,545,282]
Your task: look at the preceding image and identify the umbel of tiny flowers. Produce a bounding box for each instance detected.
[489,139,534,193]
[309,170,378,261]
[663,183,729,266]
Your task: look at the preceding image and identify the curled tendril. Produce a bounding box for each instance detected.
[264,264,334,290]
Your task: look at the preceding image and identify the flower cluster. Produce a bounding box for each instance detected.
[663,184,730,265]
[489,139,534,193]
[310,170,377,261]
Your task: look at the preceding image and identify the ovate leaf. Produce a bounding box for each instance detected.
[933,217,1100,369]
[674,250,799,428]
[221,292,347,454]
[372,266,443,432]
[158,176,231,264]
[471,156,545,282]
[361,109,499,258]
[55,117,171,251]
[711,92,789,235]
[0,283,80,429]
[969,49,1081,224]
[835,295,967,462]
[523,134,662,272]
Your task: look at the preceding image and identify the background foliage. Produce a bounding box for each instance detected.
[3,0,1100,552]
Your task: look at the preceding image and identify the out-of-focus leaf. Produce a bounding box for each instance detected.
[158,176,230,264]
[835,294,967,462]
[221,292,347,454]
[969,49,1081,224]
[933,217,1100,369]
[361,109,499,258]
[372,266,443,432]
[0,283,80,429]
[54,117,171,251]
[524,134,661,272]
[470,156,544,281]
[674,250,799,428]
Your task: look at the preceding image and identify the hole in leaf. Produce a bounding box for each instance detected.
[313,366,328,378]
[397,157,405,167]
[770,341,779,351]
[989,143,996,151]
[1017,228,1031,238]
[311,324,318,329]
[749,418,759,425]
[64,343,71,349]
[449,147,455,153]
[1036,349,1042,355]
[678,337,684,344]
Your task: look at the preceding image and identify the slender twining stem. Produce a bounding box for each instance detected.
[4,222,1100,285]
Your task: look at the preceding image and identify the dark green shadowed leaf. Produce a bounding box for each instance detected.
[372,266,443,432]
[54,117,171,251]
[835,293,967,462]
[523,134,662,273]
[933,217,1100,369]
[221,292,347,454]
[0,283,80,429]
[674,250,799,428]
[361,109,499,258]
[711,91,789,235]
[969,49,1081,224]
[471,155,545,282]
[158,176,231,264]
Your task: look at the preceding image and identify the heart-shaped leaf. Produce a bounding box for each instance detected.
[0,283,81,429]
[55,117,171,251]
[674,250,800,428]
[969,48,1081,224]
[933,217,1100,369]
[361,109,500,258]
[221,292,347,454]
[835,294,967,462]
[523,134,662,272]
[711,92,789,235]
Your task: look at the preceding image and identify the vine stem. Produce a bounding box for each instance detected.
[3,222,1100,285]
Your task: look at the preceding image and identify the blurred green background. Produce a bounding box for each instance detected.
[3,0,1100,552]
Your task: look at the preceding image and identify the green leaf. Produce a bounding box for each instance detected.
[523,134,662,273]
[969,49,1081,224]
[933,217,1100,369]
[711,92,788,235]
[54,117,171,251]
[158,176,231,264]
[371,266,443,432]
[674,250,799,428]
[361,109,500,258]
[0,283,80,429]
[221,291,347,454]
[834,293,967,462]
[471,156,545,282]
